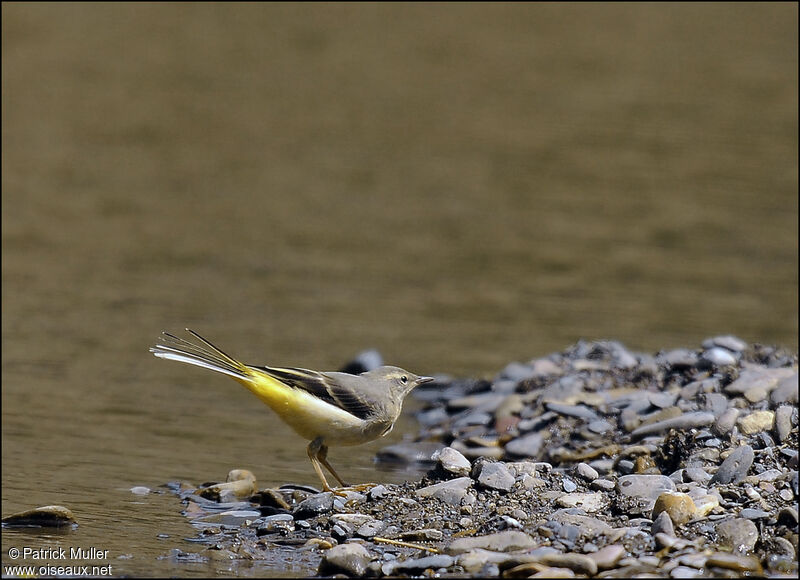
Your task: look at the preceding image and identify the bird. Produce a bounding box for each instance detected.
[149,329,433,491]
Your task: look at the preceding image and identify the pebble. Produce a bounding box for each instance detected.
[292,492,334,519]
[725,367,794,395]
[556,492,607,513]
[770,372,798,404]
[382,554,455,575]
[575,463,598,482]
[472,460,515,492]
[652,491,696,525]
[433,446,472,476]
[774,405,795,442]
[703,335,748,352]
[651,511,675,536]
[562,478,577,492]
[318,542,372,577]
[737,410,775,435]
[415,477,472,506]
[375,441,445,465]
[446,530,537,554]
[705,552,762,573]
[504,432,544,458]
[702,347,737,366]
[1,505,77,528]
[710,445,754,484]
[713,407,740,436]
[617,474,676,503]
[630,412,715,439]
[587,544,625,570]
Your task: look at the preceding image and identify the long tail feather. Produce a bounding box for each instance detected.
[150,330,251,380]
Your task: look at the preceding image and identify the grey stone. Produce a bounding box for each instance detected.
[415,477,472,506]
[549,510,615,538]
[716,518,759,554]
[376,441,445,465]
[432,446,472,476]
[575,462,599,482]
[771,372,799,404]
[292,492,334,519]
[587,419,614,434]
[562,478,577,492]
[473,460,515,492]
[587,544,626,570]
[446,530,536,554]
[556,492,607,512]
[713,408,740,436]
[617,475,676,504]
[499,361,537,382]
[318,542,371,577]
[702,347,737,366]
[630,412,715,439]
[504,432,544,458]
[725,367,795,395]
[382,554,455,575]
[702,335,748,352]
[545,402,599,421]
[739,508,770,520]
[652,511,675,536]
[710,445,754,484]
[775,405,795,442]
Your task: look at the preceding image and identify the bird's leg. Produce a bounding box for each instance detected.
[315,439,349,487]
[307,437,333,492]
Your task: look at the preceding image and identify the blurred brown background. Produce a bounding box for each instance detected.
[2,3,797,576]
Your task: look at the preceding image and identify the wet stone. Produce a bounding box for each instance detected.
[382,554,455,575]
[292,492,334,519]
[705,552,762,573]
[318,542,372,577]
[703,335,748,352]
[2,505,77,528]
[710,445,754,484]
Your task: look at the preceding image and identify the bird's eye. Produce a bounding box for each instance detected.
[400,375,408,384]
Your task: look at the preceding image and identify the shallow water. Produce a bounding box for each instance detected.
[2,3,797,576]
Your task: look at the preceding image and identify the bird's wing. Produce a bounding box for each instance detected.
[251,366,376,421]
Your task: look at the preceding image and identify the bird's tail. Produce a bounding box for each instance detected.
[150,330,252,381]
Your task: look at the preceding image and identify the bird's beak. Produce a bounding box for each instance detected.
[417,376,435,385]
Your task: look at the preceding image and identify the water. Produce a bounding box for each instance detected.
[2,3,797,576]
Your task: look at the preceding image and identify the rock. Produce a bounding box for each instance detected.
[575,463,599,482]
[562,478,577,492]
[651,491,696,525]
[447,530,537,554]
[716,518,759,554]
[771,372,798,404]
[549,510,615,538]
[713,408,740,436]
[382,554,455,575]
[504,432,544,458]
[292,492,334,519]
[703,336,748,352]
[2,505,77,528]
[415,477,472,506]
[339,349,383,374]
[376,441,445,465]
[399,528,444,542]
[556,492,607,513]
[587,544,626,570]
[537,553,598,576]
[702,347,737,366]
[617,475,676,505]
[432,446,472,477]
[198,469,257,500]
[630,412,715,439]
[318,542,372,577]
[737,410,775,435]
[725,367,794,395]
[472,460,515,492]
[652,511,675,536]
[775,405,795,442]
[130,486,150,495]
[705,552,762,574]
[710,445,754,484]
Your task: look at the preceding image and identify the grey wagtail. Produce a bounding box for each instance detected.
[150,330,433,491]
